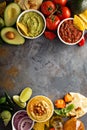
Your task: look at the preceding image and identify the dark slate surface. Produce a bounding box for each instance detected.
[0,34,87,129]
[0,0,87,129]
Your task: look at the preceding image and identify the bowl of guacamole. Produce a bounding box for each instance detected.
[16,9,46,39]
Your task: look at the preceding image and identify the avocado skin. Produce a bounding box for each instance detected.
[67,0,87,16]
[1,27,25,45]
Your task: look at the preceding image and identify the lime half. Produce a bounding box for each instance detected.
[19,87,32,102]
[13,95,26,108]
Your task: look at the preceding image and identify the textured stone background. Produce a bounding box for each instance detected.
[0,35,87,129]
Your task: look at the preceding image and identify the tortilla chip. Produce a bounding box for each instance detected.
[14,0,43,10]
[79,10,87,29]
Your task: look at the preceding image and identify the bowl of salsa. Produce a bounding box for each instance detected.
[57,18,84,45]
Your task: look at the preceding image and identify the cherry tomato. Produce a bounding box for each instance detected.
[57,6,71,20]
[52,0,67,5]
[46,15,60,30]
[78,37,85,46]
[44,31,57,40]
[41,1,56,16]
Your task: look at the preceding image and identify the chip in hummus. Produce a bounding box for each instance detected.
[66,92,87,118]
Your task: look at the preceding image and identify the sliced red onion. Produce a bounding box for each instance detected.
[13,111,27,130]
[18,117,33,130]
[13,110,34,130]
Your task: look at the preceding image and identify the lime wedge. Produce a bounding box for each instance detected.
[19,87,32,102]
[13,95,26,108]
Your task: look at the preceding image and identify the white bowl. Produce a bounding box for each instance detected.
[17,9,46,39]
[57,18,84,45]
[12,110,34,130]
[26,95,54,122]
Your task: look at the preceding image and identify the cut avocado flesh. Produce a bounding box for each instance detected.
[1,27,25,45]
[4,3,21,26]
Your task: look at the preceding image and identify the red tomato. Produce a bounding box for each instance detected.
[44,31,57,40]
[46,15,60,30]
[57,6,71,20]
[52,0,67,5]
[41,1,56,16]
[78,37,85,46]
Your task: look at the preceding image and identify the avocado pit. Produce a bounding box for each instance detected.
[5,31,15,39]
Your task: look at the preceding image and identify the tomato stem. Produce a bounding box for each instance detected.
[48,8,57,18]
[48,4,61,18]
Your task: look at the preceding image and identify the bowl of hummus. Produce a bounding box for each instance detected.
[16,9,46,39]
[26,95,54,122]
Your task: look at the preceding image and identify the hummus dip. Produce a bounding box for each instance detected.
[27,95,54,122]
[18,11,45,37]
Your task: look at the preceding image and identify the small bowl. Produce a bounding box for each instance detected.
[12,110,34,130]
[17,9,46,39]
[26,95,54,122]
[57,18,84,45]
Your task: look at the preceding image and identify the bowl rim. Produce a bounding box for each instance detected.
[12,110,34,130]
[16,9,46,39]
[26,95,54,122]
[57,17,84,45]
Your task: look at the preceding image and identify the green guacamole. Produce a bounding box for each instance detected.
[19,11,45,37]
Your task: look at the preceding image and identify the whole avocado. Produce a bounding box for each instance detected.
[67,0,87,16]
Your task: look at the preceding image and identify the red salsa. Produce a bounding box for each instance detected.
[59,19,83,43]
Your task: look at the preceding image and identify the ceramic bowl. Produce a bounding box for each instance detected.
[26,95,54,122]
[57,18,84,45]
[17,9,46,39]
[12,110,34,130]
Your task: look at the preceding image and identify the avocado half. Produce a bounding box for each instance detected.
[4,2,21,26]
[1,27,25,45]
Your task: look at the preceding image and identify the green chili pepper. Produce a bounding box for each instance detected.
[4,91,15,108]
